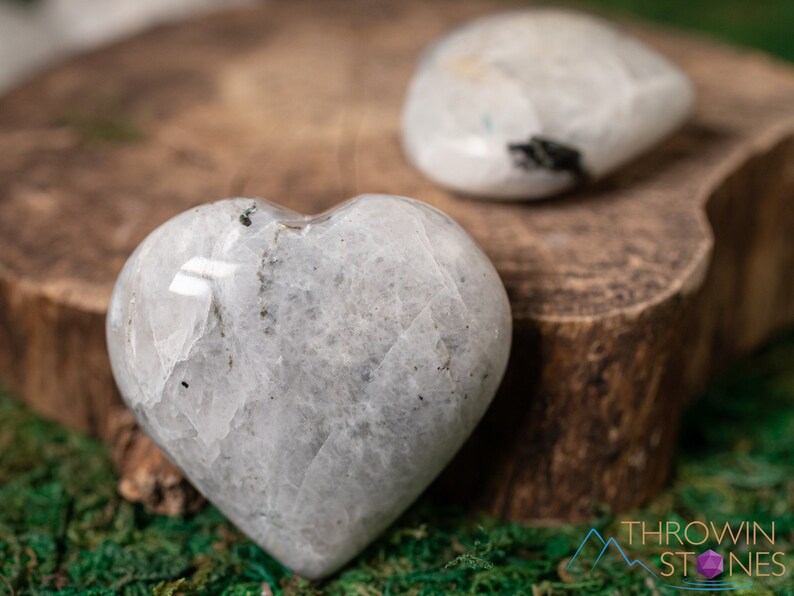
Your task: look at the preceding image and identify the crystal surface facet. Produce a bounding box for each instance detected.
[402,9,695,199]
[106,195,512,579]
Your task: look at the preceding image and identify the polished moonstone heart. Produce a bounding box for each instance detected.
[402,9,694,199]
[106,195,511,578]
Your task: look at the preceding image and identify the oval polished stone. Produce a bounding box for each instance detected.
[106,195,512,579]
[402,9,695,199]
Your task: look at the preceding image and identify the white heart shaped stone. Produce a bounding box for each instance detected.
[402,9,695,199]
[106,195,511,578]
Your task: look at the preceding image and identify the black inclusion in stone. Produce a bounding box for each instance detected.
[508,135,587,179]
[239,204,257,227]
[181,381,189,388]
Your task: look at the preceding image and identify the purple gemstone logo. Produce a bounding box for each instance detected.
[697,549,724,579]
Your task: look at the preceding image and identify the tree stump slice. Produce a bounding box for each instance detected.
[0,0,792,520]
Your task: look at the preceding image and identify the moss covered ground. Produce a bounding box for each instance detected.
[1,331,793,595]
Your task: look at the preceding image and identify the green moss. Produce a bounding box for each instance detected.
[1,332,793,594]
[57,110,143,145]
[571,0,794,63]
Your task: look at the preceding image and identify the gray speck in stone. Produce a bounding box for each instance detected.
[105,194,512,579]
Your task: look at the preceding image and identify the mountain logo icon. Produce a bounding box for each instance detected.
[566,528,660,577]
[566,528,753,592]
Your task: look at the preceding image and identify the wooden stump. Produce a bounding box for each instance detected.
[0,0,792,520]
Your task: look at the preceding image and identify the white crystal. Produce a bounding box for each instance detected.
[106,195,512,579]
[401,9,694,199]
